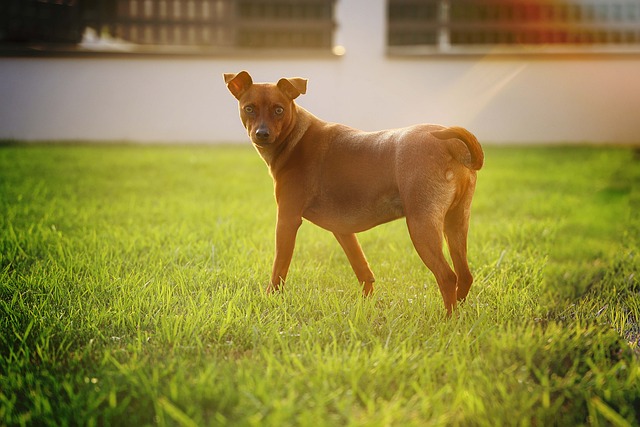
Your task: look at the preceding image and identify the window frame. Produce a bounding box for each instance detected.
[387,0,640,57]
[0,0,339,58]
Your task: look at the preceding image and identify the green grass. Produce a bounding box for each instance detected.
[1,143,639,426]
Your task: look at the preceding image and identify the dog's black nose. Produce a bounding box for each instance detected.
[255,127,270,141]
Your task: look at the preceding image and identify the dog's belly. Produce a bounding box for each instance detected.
[303,191,404,234]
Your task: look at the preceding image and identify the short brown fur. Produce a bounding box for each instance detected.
[224,71,483,315]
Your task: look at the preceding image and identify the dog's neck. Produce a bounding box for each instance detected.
[255,105,314,176]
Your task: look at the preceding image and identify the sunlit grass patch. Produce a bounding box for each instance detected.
[1,143,638,426]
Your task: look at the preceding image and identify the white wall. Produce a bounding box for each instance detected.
[1,0,639,144]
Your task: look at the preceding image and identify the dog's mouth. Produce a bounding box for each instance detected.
[251,133,274,147]
[251,137,271,147]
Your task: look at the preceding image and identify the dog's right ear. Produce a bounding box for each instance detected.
[224,71,253,100]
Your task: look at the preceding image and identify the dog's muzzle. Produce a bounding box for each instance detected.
[253,126,271,145]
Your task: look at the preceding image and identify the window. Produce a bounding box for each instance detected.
[0,0,337,55]
[236,0,335,48]
[387,0,640,55]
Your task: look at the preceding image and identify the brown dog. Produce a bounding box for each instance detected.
[224,71,483,315]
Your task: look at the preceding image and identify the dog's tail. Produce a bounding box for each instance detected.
[432,127,484,171]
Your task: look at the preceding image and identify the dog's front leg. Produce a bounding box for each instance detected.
[267,213,302,293]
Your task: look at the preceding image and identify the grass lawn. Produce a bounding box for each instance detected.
[1,143,639,426]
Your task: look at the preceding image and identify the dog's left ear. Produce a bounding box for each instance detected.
[224,71,253,100]
[277,77,307,100]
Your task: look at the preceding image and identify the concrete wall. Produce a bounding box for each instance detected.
[1,0,639,144]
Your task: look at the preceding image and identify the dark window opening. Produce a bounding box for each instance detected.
[387,0,640,54]
[0,0,337,55]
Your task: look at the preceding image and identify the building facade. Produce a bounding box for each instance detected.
[1,0,639,144]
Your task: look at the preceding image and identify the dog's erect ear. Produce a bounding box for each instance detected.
[224,71,253,100]
[277,77,307,100]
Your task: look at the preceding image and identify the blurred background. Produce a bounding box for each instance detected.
[1,0,639,144]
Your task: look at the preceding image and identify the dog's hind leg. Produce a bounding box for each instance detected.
[444,202,474,302]
[334,232,375,296]
[406,214,458,315]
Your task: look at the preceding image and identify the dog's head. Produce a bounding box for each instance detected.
[224,71,307,147]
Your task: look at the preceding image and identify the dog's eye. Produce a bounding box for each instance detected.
[244,106,254,114]
[274,107,284,115]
